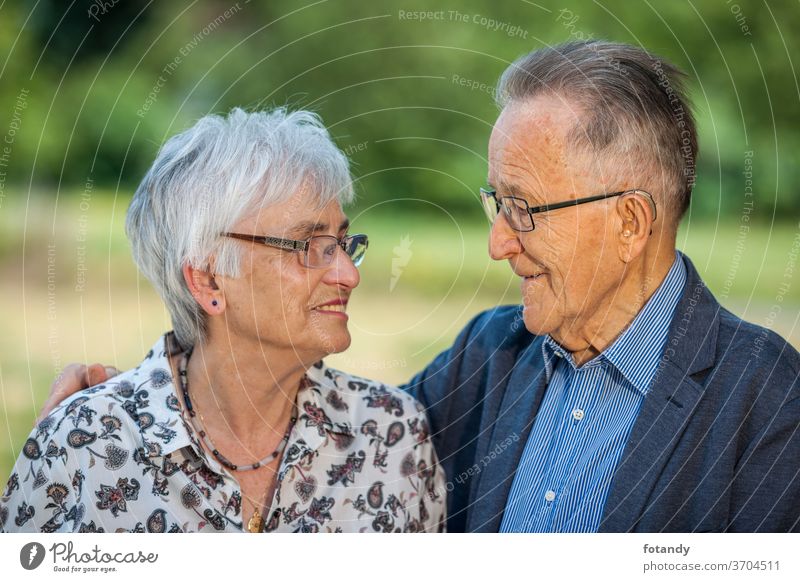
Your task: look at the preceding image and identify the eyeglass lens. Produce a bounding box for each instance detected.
[305,236,367,268]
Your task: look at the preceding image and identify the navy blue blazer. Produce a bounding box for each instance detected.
[404,254,800,532]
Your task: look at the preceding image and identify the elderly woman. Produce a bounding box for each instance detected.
[1,109,445,533]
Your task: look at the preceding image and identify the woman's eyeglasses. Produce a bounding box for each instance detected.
[222,232,368,269]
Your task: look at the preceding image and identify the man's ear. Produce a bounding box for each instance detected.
[615,192,655,263]
[182,264,224,314]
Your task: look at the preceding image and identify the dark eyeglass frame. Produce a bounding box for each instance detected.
[222,232,369,268]
[480,187,657,232]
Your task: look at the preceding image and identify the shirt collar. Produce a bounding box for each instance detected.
[541,338,568,382]
[127,333,196,459]
[543,252,687,395]
[301,361,357,438]
[255,361,359,465]
[132,336,357,463]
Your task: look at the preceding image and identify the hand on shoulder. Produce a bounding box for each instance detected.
[36,363,120,424]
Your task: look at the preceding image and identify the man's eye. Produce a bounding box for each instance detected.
[507,200,527,217]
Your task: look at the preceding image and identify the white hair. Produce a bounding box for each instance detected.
[126,107,354,350]
[496,41,697,222]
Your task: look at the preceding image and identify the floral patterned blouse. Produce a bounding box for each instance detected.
[0,334,446,533]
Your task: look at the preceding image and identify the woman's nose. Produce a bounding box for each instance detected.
[323,247,361,289]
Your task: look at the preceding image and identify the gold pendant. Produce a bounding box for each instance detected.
[247,509,262,533]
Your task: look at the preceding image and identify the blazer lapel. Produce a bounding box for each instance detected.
[600,255,719,532]
[598,366,705,531]
[467,338,549,532]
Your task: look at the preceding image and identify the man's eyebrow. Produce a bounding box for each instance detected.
[498,181,526,198]
[495,181,547,205]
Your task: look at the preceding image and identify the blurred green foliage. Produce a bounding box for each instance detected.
[2,0,799,486]
[0,0,798,220]
[0,189,797,479]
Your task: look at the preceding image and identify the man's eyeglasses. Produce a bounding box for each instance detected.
[223,232,369,269]
[480,187,657,232]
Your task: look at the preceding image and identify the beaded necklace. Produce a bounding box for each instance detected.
[177,350,299,532]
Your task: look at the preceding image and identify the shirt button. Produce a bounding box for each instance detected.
[544,490,556,502]
[572,409,585,421]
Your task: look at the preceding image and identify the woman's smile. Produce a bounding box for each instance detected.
[311,298,349,319]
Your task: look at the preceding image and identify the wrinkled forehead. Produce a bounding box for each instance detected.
[488,98,590,188]
[234,187,348,237]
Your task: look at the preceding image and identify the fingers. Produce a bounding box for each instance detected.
[84,363,120,386]
[54,363,90,395]
[35,362,118,427]
[35,364,86,426]
[86,363,106,386]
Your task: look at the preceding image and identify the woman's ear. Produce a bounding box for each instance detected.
[183,264,224,314]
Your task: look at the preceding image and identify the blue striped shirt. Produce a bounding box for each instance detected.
[500,254,687,532]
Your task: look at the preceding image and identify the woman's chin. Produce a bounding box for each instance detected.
[310,329,351,357]
[329,332,352,354]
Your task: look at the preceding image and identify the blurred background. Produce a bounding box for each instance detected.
[0,0,798,480]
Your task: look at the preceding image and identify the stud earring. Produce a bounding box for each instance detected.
[212,300,218,307]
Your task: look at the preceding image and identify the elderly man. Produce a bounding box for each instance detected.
[30,41,800,532]
[404,40,799,533]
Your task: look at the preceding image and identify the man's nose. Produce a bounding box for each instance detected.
[488,213,524,260]
[323,247,361,289]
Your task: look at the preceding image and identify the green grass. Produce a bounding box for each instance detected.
[0,192,797,481]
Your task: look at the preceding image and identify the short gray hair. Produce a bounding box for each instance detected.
[126,107,354,350]
[496,40,697,221]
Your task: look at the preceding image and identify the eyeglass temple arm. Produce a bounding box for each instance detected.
[527,190,657,221]
[526,191,624,214]
[222,232,309,251]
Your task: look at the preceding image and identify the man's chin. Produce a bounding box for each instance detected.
[521,305,557,337]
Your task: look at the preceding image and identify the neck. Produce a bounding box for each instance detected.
[555,247,676,366]
[180,333,311,441]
